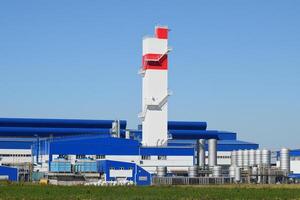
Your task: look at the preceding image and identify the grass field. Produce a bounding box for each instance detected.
[1,183,300,200]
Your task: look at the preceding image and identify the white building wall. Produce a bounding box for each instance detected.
[0,149,31,164]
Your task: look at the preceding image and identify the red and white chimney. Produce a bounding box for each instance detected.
[139,26,171,146]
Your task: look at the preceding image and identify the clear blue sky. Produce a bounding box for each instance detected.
[0,1,299,149]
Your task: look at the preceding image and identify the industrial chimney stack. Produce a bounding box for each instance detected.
[139,26,171,146]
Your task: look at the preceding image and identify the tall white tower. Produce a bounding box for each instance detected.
[139,26,170,146]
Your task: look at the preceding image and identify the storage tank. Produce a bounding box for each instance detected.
[197,139,205,168]
[231,150,237,166]
[188,166,198,177]
[243,150,249,168]
[252,166,258,180]
[212,166,221,177]
[234,167,241,182]
[208,139,217,167]
[280,148,290,173]
[229,165,235,178]
[237,150,243,167]
[249,149,256,166]
[256,149,262,167]
[156,166,167,177]
[261,149,271,167]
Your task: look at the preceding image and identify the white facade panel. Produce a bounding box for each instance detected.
[110,169,133,177]
[143,38,168,55]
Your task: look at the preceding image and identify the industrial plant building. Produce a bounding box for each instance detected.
[0,26,299,185]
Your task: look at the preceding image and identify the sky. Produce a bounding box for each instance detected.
[0,0,299,149]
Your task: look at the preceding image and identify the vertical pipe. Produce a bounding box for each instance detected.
[208,139,217,167]
[197,139,206,168]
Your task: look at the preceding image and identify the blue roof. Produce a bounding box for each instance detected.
[288,174,300,179]
[0,118,127,129]
[0,137,35,149]
[0,127,121,137]
[168,139,259,151]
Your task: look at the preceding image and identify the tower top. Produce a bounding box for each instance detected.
[155,26,169,39]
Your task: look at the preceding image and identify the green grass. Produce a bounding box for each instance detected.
[1,183,300,200]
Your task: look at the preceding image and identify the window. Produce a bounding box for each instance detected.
[141,155,151,160]
[120,167,125,170]
[158,156,167,160]
[76,155,86,159]
[96,155,106,159]
[110,167,115,170]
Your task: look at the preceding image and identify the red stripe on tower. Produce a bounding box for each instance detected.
[142,54,168,70]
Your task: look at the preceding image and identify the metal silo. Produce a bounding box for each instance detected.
[208,139,217,167]
[229,165,235,178]
[156,166,167,177]
[280,148,290,173]
[197,139,206,168]
[237,150,243,167]
[188,166,199,177]
[261,149,271,167]
[235,167,241,182]
[212,166,222,177]
[255,149,262,167]
[249,149,256,166]
[243,150,249,168]
[231,150,237,166]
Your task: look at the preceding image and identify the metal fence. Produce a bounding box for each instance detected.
[152,177,232,185]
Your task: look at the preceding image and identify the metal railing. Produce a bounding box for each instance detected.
[152,176,232,185]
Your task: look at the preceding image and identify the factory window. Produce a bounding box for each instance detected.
[141,155,151,160]
[217,156,230,159]
[96,155,106,159]
[76,155,86,159]
[120,167,125,170]
[110,167,115,170]
[158,156,167,160]
[129,167,133,170]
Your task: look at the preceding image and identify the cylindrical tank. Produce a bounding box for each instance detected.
[229,165,235,178]
[197,139,206,168]
[243,150,249,168]
[235,167,241,182]
[188,166,199,177]
[256,149,262,167]
[252,166,258,180]
[212,166,221,177]
[156,166,167,177]
[280,148,290,173]
[237,150,243,167]
[231,150,237,166]
[262,149,271,167]
[208,139,217,167]
[249,149,256,166]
